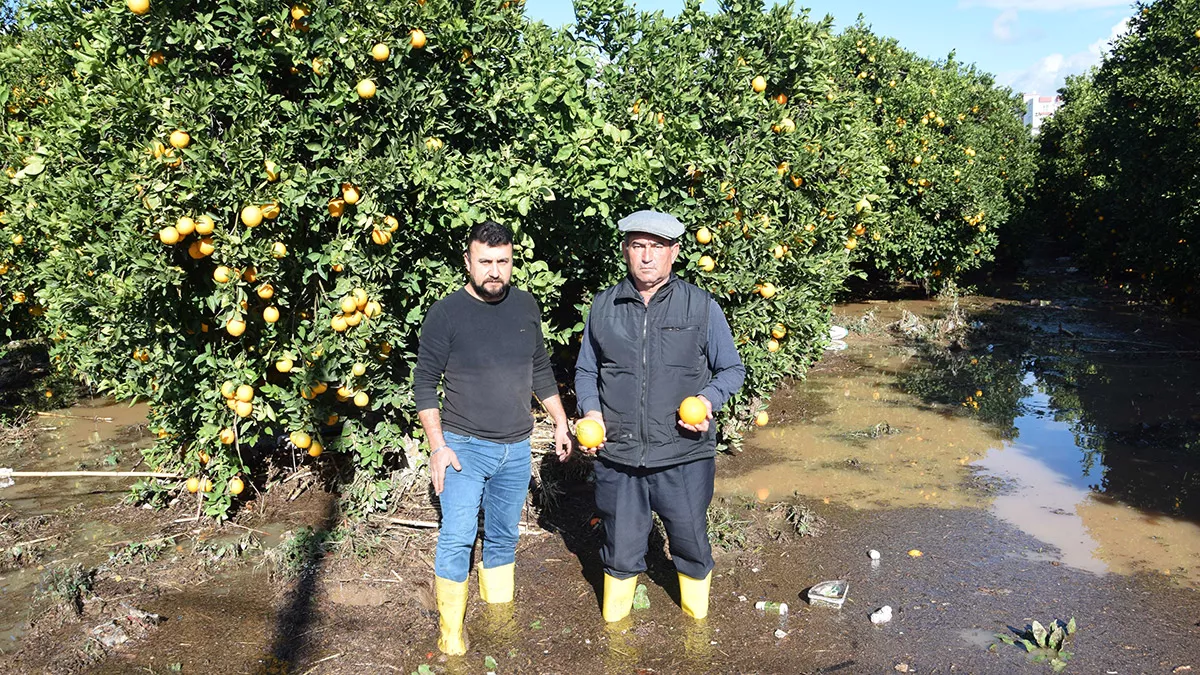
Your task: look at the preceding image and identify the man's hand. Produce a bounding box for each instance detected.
[579,410,607,456]
[677,395,713,433]
[430,446,462,495]
[553,421,572,462]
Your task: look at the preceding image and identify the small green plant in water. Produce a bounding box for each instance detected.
[36,563,95,615]
[996,617,1076,671]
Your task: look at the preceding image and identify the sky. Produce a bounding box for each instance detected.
[523,0,1139,97]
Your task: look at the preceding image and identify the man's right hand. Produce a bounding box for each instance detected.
[431,446,462,495]
[581,411,607,455]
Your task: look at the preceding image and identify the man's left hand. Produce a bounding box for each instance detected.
[553,422,573,462]
[677,395,713,433]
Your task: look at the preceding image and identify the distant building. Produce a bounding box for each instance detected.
[1023,94,1063,134]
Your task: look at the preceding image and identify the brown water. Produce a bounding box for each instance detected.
[720,297,1200,588]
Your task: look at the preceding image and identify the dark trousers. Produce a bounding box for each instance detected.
[593,456,716,580]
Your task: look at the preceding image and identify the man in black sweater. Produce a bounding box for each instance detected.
[413,221,571,656]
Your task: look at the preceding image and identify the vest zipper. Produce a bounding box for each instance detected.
[639,304,650,467]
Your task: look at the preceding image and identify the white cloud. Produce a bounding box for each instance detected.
[961,0,1129,9]
[999,17,1130,95]
[992,8,1019,42]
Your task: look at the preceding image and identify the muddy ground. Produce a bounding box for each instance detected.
[2,257,1200,674]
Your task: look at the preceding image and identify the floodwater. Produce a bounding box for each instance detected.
[720,296,1200,588]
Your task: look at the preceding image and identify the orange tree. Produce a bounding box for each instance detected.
[0,0,604,518]
[1035,1,1200,307]
[833,24,1035,288]
[573,0,889,443]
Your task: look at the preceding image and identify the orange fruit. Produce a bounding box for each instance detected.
[195,214,215,235]
[356,79,376,99]
[576,419,604,449]
[352,362,367,377]
[275,357,293,373]
[128,0,150,13]
[235,384,254,402]
[383,215,400,232]
[339,296,357,314]
[410,28,427,49]
[372,43,390,61]
[698,255,715,272]
[363,300,382,317]
[290,4,308,20]
[344,311,363,327]
[326,414,339,426]
[240,205,263,227]
[226,317,246,337]
[342,183,361,204]
[352,288,368,309]
[220,380,237,399]
[263,306,280,323]
[695,227,712,244]
[175,216,195,235]
[754,411,769,426]
[289,431,312,449]
[197,237,215,256]
[353,391,369,407]
[241,266,258,282]
[219,427,236,444]
[213,266,233,283]
[159,226,181,245]
[775,93,788,105]
[234,400,253,418]
[371,229,391,245]
[197,450,210,465]
[312,381,328,395]
[678,397,707,425]
[751,75,766,93]
[169,129,190,149]
[147,50,165,66]
[771,323,787,339]
[201,477,214,492]
[271,242,287,258]
[229,476,245,496]
[328,198,345,218]
[256,283,275,300]
[264,160,279,181]
[186,476,200,493]
[261,203,280,220]
[767,339,780,353]
[330,315,348,332]
[307,440,324,457]
[758,283,777,299]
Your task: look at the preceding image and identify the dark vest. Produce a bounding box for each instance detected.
[590,275,713,468]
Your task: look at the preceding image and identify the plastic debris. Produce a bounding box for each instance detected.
[908,549,923,557]
[869,549,881,560]
[870,605,893,624]
[829,326,849,340]
[773,628,789,639]
[825,339,848,352]
[755,601,789,615]
[807,580,849,608]
[632,583,651,610]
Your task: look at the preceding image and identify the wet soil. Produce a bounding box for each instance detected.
[2,256,1200,673]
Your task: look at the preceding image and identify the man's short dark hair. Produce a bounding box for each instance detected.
[467,220,513,250]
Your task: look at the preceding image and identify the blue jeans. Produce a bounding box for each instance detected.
[434,431,532,582]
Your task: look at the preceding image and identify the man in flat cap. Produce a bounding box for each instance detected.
[575,209,745,622]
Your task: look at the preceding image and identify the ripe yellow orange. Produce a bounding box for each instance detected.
[229,476,245,496]
[328,197,345,218]
[356,79,376,99]
[159,226,181,245]
[271,242,287,258]
[342,183,361,204]
[767,339,780,352]
[264,160,279,181]
[234,400,253,418]
[344,310,363,327]
[771,323,787,339]
[195,237,215,256]
[290,431,313,449]
[339,296,357,314]
[771,245,785,259]
[754,411,769,426]
[175,216,195,236]
[326,414,339,426]
[678,396,707,425]
[758,282,777,299]
[169,129,190,149]
[186,476,200,493]
[352,288,368,309]
[197,450,210,465]
[352,362,367,377]
[774,93,788,105]
[353,391,369,407]
[263,306,280,323]
[312,381,328,395]
[410,28,427,49]
[371,229,392,245]
[201,477,214,493]
[696,227,712,244]
[195,214,215,235]
[698,255,715,272]
[576,419,604,449]
[256,283,275,300]
[290,4,309,20]
[213,266,233,283]
[240,205,263,227]
[307,440,324,457]
[372,43,390,61]
[751,75,767,93]
[425,137,444,151]
[127,0,150,14]
[261,203,280,220]
[778,117,795,133]
[235,384,254,402]
[219,427,236,444]
[226,317,246,337]
[147,51,165,66]
[363,300,382,317]
[220,380,237,398]
[275,357,293,373]
[383,215,399,232]
[331,314,348,332]
[241,266,258,283]
[845,237,858,250]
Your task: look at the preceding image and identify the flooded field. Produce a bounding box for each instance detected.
[2,264,1200,673]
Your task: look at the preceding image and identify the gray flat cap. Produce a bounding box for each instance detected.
[617,210,685,240]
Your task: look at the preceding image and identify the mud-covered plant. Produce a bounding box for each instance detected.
[266,526,339,580]
[706,501,752,551]
[997,617,1077,671]
[36,563,95,614]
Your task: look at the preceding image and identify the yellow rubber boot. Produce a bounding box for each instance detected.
[435,576,468,656]
[678,571,712,619]
[602,574,638,623]
[478,563,515,604]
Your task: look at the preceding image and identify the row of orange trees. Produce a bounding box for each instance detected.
[0,0,1034,518]
[1033,1,1199,307]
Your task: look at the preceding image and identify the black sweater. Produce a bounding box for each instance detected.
[413,287,558,443]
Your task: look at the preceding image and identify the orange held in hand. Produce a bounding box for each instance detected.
[576,419,604,449]
[678,396,707,425]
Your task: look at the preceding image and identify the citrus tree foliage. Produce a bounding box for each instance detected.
[1035,1,1200,306]
[575,0,889,436]
[834,24,1036,288]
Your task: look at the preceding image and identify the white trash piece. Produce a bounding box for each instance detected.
[869,549,881,560]
[754,601,789,614]
[824,339,848,352]
[870,605,893,625]
[829,325,849,340]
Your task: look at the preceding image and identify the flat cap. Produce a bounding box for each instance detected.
[617,209,685,240]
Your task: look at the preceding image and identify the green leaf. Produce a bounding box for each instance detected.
[1066,617,1076,635]
[483,655,498,670]
[1030,620,1048,647]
